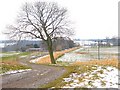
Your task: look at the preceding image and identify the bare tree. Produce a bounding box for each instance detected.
[6,1,73,64]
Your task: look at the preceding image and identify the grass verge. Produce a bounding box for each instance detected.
[1,64,31,73]
[39,65,96,88]
[1,52,31,61]
[1,52,31,74]
[72,58,118,69]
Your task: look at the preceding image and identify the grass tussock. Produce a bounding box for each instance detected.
[72,58,118,68]
[37,47,79,64]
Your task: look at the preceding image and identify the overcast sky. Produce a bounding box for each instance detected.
[0,0,119,40]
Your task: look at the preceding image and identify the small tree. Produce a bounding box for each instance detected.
[34,44,39,48]
[6,1,73,64]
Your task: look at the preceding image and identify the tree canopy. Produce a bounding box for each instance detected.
[7,1,74,64]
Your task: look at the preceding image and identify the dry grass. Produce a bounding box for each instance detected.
[1,60,30,74]
[1,58,19,66]
[1,56,20,66]
[1,60,20,66]
[75,52,88,54]
[1,53,31,73]
[72,58,119,68]
[37,47,79,64]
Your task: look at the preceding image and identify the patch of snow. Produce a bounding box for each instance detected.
[62,66,119,88]
[1,69,31,75]
[19,55,27,58]
[30,55,38,59]
[57,53,91,62]
[63,78,73,82]
[73,79,79,83]
[30,55,49,63]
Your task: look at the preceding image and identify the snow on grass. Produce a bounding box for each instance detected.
[1,52,20,58]
[0,69,31,75]
[62,66,119,88]
[57,47,118,63]
[19,55,28,58]
[57,53,91,62]
[30,55,49,63]
[57,52,113,63]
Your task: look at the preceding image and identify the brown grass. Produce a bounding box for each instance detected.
[72,58,119,68]
[75,52,88,54]
[37,47,79,64]
[1,60,20,65]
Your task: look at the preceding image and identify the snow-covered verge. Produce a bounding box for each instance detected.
[30,55,49,63]
[0,69,31,75]
[62,66,120,88]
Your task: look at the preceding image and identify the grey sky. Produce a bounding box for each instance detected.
[0,0,119,40]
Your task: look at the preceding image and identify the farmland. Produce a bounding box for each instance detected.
[57,46,118,63]
[39,46,119,88]
[1,46,120,88]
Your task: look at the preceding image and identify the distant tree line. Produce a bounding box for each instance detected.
[41,37,75,51]
[1,37,76,52]
[105,36,120,46]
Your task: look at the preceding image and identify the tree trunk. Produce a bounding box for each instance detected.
[48,45,56,64]
[46,38,56,64]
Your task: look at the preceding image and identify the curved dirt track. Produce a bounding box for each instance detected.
[2,54,66,88]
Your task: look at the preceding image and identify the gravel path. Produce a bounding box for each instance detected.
[2,54,66,88]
